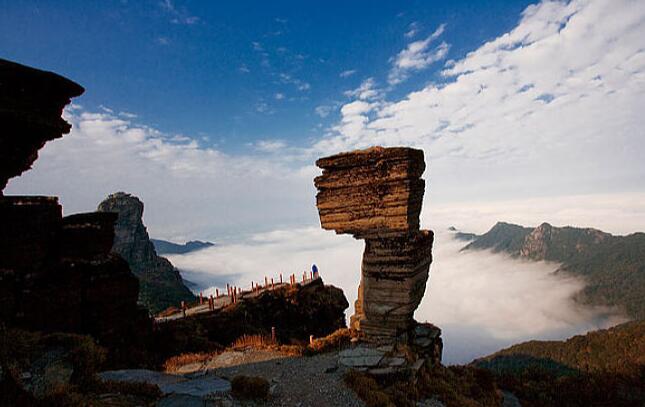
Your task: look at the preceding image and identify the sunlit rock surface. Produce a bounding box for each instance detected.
[314,146,439,350]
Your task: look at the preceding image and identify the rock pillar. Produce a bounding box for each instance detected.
[314,146,434,343]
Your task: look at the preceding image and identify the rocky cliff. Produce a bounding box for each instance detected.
[0,60,150,361]
[98,192,195,314]
[462,222,645,319]
[0,59,84,192]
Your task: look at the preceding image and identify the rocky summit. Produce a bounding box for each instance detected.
[314,146,439,354]
[98,192,196,314]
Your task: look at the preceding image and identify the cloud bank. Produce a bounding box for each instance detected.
[317,0,645,206]
[169,228,626,365]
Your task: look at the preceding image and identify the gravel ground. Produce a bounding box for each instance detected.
[211,350,364,407]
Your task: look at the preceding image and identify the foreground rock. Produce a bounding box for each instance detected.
[99,369,231,397]
[98,192,196,314]
[0,60,151,360]
[0,58,84,191]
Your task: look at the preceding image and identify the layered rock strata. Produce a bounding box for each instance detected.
[98,192,196,314]
[0,59,150,361]
[315,147,425,238]
[314,146,437,347]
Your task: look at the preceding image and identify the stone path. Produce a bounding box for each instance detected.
[99,349,364,406]
[98,369,231,397]
[210,350,364,407]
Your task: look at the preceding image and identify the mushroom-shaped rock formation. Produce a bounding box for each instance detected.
[314,146,437,346]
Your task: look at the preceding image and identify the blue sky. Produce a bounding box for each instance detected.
[1,0,532,153]
[4,0,645,241]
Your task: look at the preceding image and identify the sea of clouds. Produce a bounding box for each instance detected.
[168,225,627,365]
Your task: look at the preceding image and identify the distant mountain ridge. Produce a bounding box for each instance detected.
[460,222,645,319]
[151,239,214,255]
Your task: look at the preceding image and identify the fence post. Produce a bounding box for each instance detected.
[272,326,276,343]
[280,273,283,284]
[216,288,219,298]
[181,301,186,318]
[309,335,314,346]
[200,292,203,305]
[271,278,274,290]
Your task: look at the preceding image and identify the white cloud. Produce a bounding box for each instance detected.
[320,0,645,207]
[279,73,311,92]
[315,105,332,118]
[339,69,357,78]
[5,109,316,240]
[255,139,286,153]
[274,92,285,100]
[168,227,626,365]
[405,21,421,38]
[159,0,199,25]
[388,24,449,85]
[342,78,380,100]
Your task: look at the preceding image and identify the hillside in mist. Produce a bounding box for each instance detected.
[461,222,645,319]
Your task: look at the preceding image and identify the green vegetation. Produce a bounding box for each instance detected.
[474,320,645,406]
[463,222,645,319]
[475,320,645,375]
[463,222,532,253]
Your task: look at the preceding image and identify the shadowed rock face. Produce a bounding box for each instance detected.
[0,60,151,365]
[314,146,437,344]
[0,58,84,192]
[98,192,196,314]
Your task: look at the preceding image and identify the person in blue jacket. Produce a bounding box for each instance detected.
[312,264,319,278]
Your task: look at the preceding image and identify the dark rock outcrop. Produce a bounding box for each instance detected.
[0,198,151,354]
[0,59,151,365]
[314,146,440,355]
[153,278,349,357]
[97,192,195,314]
[0,58,84,192]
